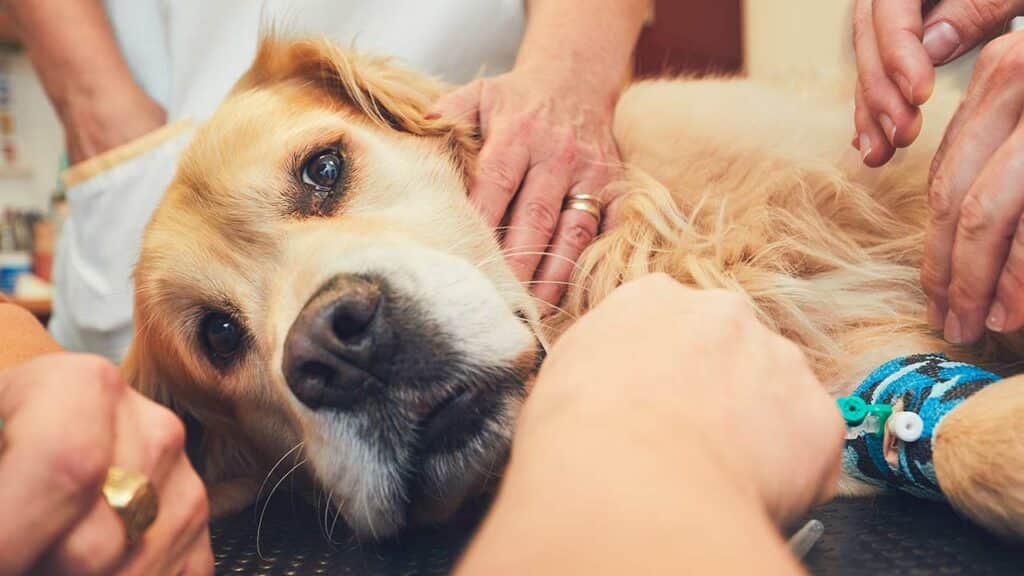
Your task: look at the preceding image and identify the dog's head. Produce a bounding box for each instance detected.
[124,38,541,538]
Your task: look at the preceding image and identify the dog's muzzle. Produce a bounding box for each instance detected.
[282,273,395,411]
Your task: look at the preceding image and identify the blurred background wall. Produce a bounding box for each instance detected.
[744,0,978,89]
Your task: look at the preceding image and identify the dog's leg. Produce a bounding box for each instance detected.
[830,327,1024,541]
[933,375,1024,540]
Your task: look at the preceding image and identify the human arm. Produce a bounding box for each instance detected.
[457,275,844,574]
[433,0,650,306]
[5,0,165,163]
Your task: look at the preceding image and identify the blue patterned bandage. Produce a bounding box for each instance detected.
[840,354,1001,500]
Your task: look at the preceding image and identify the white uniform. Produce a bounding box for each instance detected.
[50,0,526,360]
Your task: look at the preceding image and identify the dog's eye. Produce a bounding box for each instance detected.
[302,150,344,189]
[202,313,243,363]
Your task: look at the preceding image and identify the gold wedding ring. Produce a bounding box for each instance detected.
[563,193,603,225]
[102,467,159,544]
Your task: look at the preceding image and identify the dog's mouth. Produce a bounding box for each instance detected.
[419,387,497,454]
[400,358,539,528]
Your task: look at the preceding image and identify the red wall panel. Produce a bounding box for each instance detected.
[635,0,743,76]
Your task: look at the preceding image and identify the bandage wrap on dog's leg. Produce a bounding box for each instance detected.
[841,354,1001,500]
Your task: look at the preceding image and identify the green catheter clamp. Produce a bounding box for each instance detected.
[837,396,892,438]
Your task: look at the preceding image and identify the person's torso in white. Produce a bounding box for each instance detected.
[51,0,525,359]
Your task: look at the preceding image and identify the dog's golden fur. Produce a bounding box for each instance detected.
[126,36,1024,540]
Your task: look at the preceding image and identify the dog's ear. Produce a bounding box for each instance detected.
[236,36,446,136]
[122,339,262,516]
[121,340,207,469]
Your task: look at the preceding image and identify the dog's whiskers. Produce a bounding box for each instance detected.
[256,457,308,559]
[533,298,580,321]
[327,489,352,544]
[475,250,584,272]
[521,279,591,293]
[254,441,306,521]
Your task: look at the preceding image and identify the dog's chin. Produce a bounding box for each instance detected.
[405,417,515,527]
[308,385,524,540]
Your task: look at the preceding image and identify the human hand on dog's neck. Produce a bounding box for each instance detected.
[456,275,840,575]
[432,0,649,307]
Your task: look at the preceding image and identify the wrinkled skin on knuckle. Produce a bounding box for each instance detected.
[479,161,521,196]
[947,276,988,315]
[522,199,559,236]
[978,33,1018,72]
[859,78,890,111]
[991,45,1024,89]
[998,225,1024,295]
[961,0,1012,36]
[998,256,1024,299]
[560,221,595,253]
[49,440,110,503]
[926,176,957,221]
[955,193,992,240]
[920,262,949,302]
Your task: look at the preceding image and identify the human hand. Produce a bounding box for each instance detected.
[852,0,1024,166]
[517,274,844,525]
[432,66,627,308]
[917,29,1024,343]
[0,354,212,575]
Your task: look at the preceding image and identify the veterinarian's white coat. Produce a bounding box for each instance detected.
[51,0,526,359]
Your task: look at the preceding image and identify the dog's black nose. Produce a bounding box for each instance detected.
[283,274,394,410]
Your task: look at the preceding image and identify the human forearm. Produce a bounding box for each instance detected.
[0,295,61,372]
[519,0,649,105]
[457,422,805,575]
[7,0,131,115]
[7,0,164,163]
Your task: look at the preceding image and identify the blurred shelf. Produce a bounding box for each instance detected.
[0,164,32,179]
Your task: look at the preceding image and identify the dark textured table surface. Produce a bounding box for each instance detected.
[212,494,1024,575]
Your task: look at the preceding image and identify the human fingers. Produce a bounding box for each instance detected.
[0,355,121,575]
[872,0,935,104]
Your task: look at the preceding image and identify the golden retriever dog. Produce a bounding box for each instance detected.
[124,36,1024,540]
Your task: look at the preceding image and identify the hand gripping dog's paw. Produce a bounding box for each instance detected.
[840,354,1024,540]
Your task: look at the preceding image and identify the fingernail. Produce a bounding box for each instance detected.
[944,310,963,344]
[923,21,961,65]
[859,133,873,161]
[424,112,442,120]
[926,299,944,330]
[987,301,1007,332]
[879,114,897,146]
[894,73,914,102]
